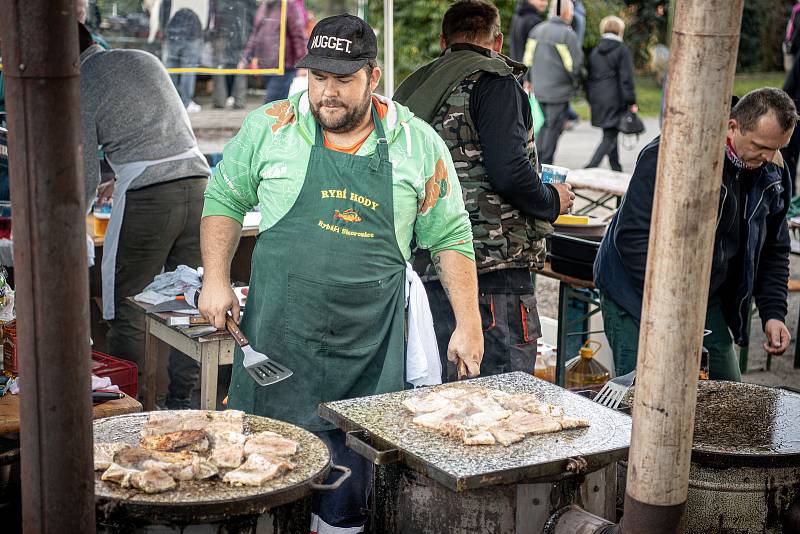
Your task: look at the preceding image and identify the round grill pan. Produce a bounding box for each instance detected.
[93,411,337,523]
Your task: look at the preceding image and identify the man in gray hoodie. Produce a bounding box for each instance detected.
[524,0,583,164]
[79,23,211,408]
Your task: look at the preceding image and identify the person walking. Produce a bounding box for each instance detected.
[240,0,307,103]
[524,0,583,164]
[585,16,636,172]
[508,0,548,63]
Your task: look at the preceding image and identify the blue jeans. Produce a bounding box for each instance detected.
[599,292,741,381]
[264,68,297,103]
[163,38,202,107]
[311,429,371,530]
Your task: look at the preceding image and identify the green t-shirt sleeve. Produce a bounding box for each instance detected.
[413,134,475,261]
[202,114,261,223]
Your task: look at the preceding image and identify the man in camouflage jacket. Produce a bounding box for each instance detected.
[395,0,574,380]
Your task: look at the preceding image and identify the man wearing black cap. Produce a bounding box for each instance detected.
[200,14,482,533]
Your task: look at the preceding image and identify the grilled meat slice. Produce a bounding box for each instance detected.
[223,453,295,487]
[489,426,525,446]
[505,411,563,435]
[207,410,245,434]
[140,410,245,438]
[140,430,209,453]
[461,430,496,445]
[94,442,132,471]
[244,431,298,458]
[114,447,216,481]
[100,463,141,487]
[208,431,247,469]
[401,392,450,414]
[559,416,590,430]
[141,411,205,437]
[129,468,177,494]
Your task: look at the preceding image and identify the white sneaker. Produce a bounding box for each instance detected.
[225,96,235,108]
[186,101,202,113]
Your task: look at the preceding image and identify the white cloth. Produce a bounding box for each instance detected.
[101,146,205,320]
[87,234,95,267]
[404,263,441,387]
[92,375,120,392]
[310,514,364,534]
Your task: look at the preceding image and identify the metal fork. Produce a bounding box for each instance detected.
[593,370,636,410]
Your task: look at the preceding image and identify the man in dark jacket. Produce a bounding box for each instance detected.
[586,15,636,171]
[594,88,797,380]
[508,0,547,62]
[524,0,583,164]
[395,0,574,380]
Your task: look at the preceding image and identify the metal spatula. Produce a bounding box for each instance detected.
[593,370,636,410]
[224,315,293,386]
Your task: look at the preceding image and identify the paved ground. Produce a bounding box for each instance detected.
[189,98,800,389]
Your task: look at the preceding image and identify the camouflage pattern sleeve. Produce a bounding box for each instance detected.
[202,114,261,223]
[413,134,475,260]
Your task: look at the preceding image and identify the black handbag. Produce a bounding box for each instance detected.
[618,110,645,135]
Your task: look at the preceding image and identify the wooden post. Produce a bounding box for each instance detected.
[549,1,744,532]
[622,0,744,532]
[0,1,95,532]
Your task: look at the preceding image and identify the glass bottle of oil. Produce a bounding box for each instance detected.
[566,340,610,389]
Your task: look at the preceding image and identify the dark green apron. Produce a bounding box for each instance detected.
[228,106,407,431]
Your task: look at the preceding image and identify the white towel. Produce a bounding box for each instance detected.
[405,263,442,387]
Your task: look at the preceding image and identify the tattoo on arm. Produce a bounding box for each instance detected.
[432,253,452,299]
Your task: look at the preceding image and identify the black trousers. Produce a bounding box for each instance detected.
[107,178,206,409]
[587,127,622,171]
[425,268,542,382]
[536,102,569,164]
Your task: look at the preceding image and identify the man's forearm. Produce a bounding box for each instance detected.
[201,215,243,283]
[433,250,481,328]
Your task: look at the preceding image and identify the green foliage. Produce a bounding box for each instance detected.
[622,0,668,68]
[572,71,787,120]
[582,0,627,50]
[368,0,516,88]
[737,0,792,73]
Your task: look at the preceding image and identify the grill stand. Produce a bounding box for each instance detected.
[369,460,616,534]
[96,498,312,534]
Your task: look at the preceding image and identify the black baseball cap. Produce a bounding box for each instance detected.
[295,14,377,75]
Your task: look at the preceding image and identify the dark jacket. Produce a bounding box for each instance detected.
[594,137,791,345]
[526,17,583,104]
[242,0,306,68]
[509,2,545,62]
[586,36,636,129]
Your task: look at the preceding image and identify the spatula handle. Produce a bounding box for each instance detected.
[225,314,249,347]
[457,359,468,380]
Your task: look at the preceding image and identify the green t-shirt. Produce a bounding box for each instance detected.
[203,92,474,262]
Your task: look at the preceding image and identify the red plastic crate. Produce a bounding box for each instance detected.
[91,350,138,398]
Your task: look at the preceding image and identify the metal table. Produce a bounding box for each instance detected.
[567,168,631,216]
[535,262,603,386]
[320,372,631,492]
[129,299,235,411]
[320,373,631,533]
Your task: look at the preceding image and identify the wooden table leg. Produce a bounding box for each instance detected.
[200,342,221,410]
[143,315,159,411]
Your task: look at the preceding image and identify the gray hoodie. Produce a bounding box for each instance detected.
[525,17,583,104]
[80,45,210,210]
